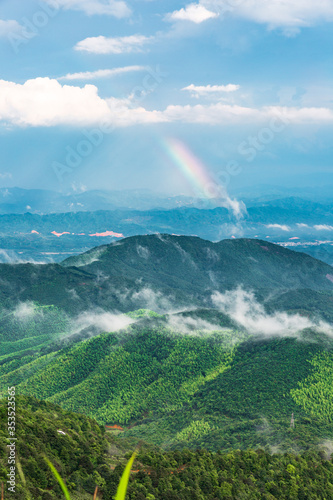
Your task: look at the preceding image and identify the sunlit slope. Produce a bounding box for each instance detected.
[2,325,333,452]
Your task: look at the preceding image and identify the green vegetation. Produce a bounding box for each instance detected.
[0,304,69,344]
[1,397,333,499]
[1,235,333,497]
[126,447,333,499]
[114,450,138,500]
[2,328,234,426]
[0,396,111,499]
[291,352,333,421]
[2,323,333,453]
[126,309,164,319]
[0,235,332,317]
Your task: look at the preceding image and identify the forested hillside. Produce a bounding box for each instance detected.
[1,397,333,499]
[1,321,333,453]
[0,396,113,499]
[0,236,332,319]
[0,236,333,497]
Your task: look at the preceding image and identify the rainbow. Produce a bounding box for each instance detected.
[161,137,220,199]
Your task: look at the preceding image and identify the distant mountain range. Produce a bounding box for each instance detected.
[0,195,333,264]
[0,187,215,214]
[0,184,332,214]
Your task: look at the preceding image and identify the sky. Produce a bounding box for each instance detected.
[0,0,332,199]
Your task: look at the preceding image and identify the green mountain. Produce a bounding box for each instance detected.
[0,235,332,318]
[1,320,333,455]
[1,396,333,500]
[64,235,333,294]
[1,235,333,458]
[63,234,333,320]
[0,395,115,499]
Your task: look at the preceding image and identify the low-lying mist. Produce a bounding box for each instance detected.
[212,287,333,338]
[70,309,135,334]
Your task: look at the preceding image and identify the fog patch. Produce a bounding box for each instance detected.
[66,288,80,301]
[136,245,150,259]
[72,246,107,267]
[0,249,45,264]
[72,310,135,334]
[166,314,222,335]
[319,439,333,459]
[205,247,219,262]
[13,302,41,321]
[212,288,333,338]
[131,287,174,312]
[208,270,219,286]
[173,241,198,269]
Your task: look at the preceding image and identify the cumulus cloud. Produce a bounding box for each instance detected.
[168,3,219,24]
[0,77,332,128]
[0,78,111,127]
[44,0,131,18]
[266,224,290,231]
[212,288,333,337]
[58,65,146,81]
[75,35,152,54]
[200,0,333,31]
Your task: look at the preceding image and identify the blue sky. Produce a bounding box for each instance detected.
[0,0,332,199]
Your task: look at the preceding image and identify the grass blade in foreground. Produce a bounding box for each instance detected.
[114,450,138,500]
[45,457,71,500]
[16,458,31,500]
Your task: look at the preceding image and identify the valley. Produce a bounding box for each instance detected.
[1,235,333,457]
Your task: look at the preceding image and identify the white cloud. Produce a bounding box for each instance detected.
[266,224,290,231]
[182,84,240,96]
[131,288,173,312]
[166,314,221,334]
[75,35,152,54]
[136,245,150,259]
[0,172,12,179]
[296,223,310,228]
[72,310,135,333]
[14,302,40,321]
[161,103,333,125]
[0,78,111,127]
[0,19,24,37]
[0,77,332,128]
[58,65,146,81]
[212,288,333,337]
[314,225,333,231]
[168,3,219,24]
[201,0,333,31]
[44,0,131,17]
